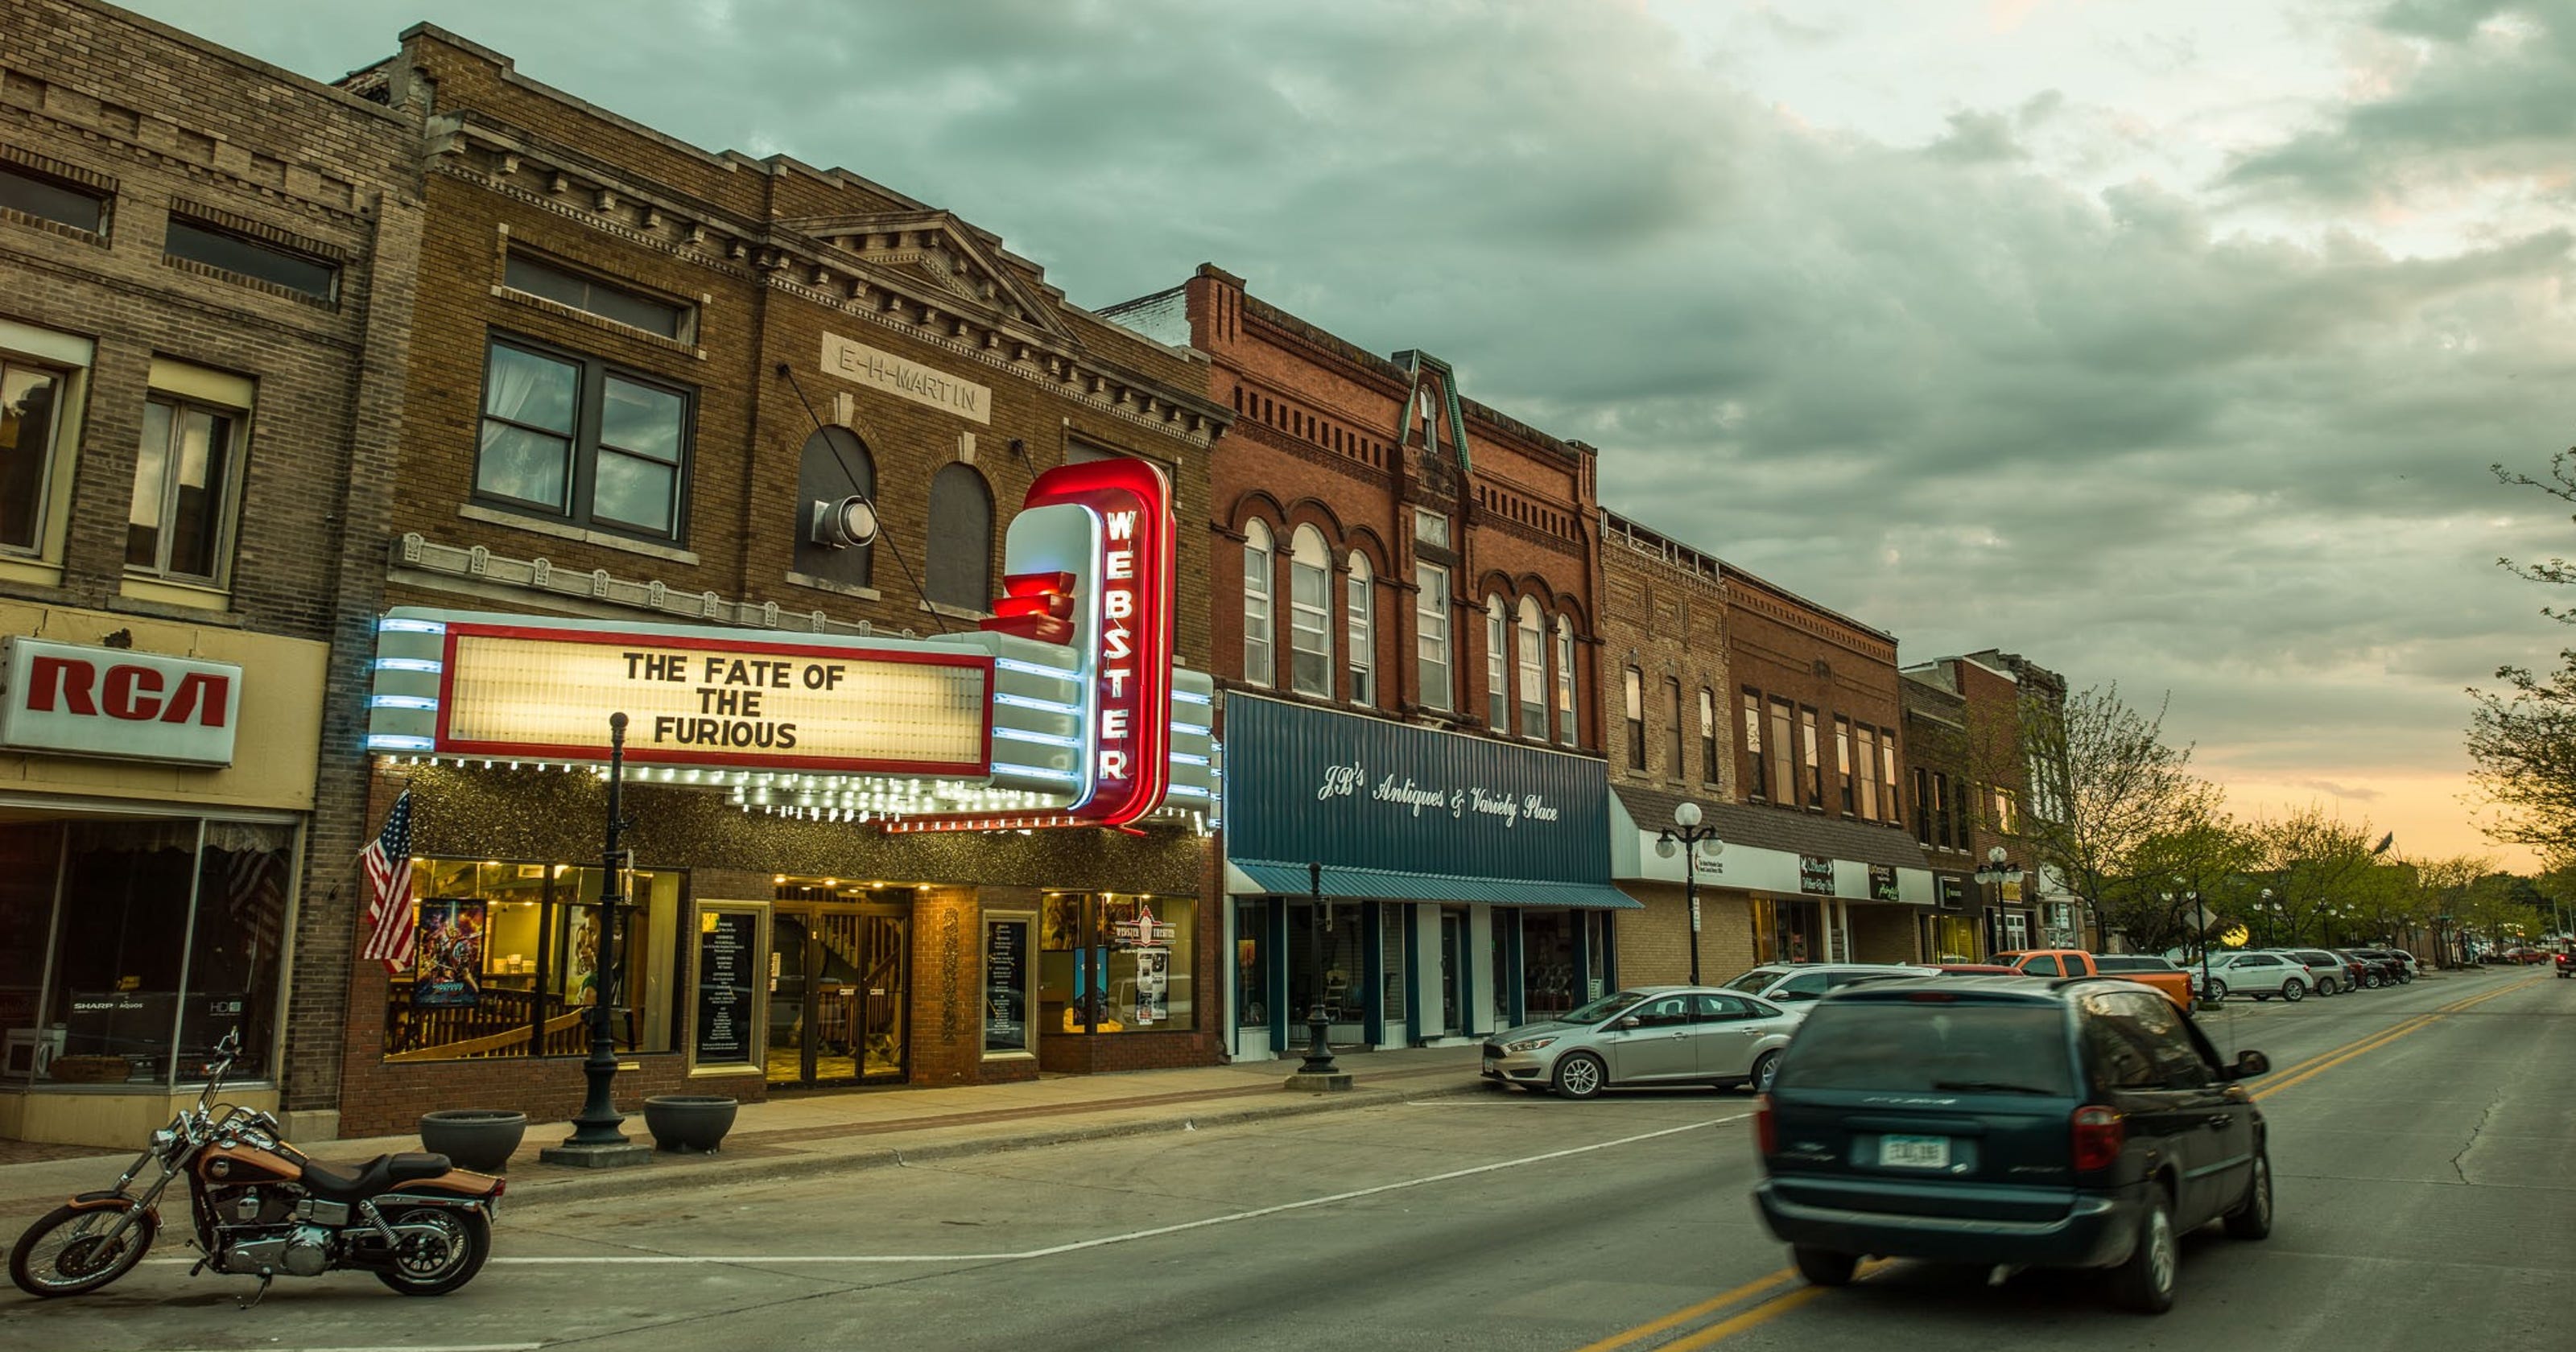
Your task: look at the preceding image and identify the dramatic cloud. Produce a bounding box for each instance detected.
[130,0,2576,863]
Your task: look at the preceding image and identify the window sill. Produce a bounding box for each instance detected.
[118,575,233,613]
[0,555,65,589]
[784,571,881,602]
[459,504,700,566]
[919,600,992,622]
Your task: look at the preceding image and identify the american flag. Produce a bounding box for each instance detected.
[357,792,415,975]
[224,837,287,969]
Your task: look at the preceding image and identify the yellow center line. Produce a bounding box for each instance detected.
[1657,1259,1893,1352]
[2253,975,2538,1099]
[1564,1268,1798,1352]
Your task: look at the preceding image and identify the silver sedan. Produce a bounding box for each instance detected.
[1480,985,1804,1099]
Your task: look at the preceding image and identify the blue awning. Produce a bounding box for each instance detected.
[1230,859,1642,910]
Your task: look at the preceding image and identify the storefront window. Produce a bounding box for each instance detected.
[2,816,294,1089]
[1234,899,1269,1028]
[1380,909,1408,1023]
[382,859,681,1061]
[1521,912,1578,1020]
[1038,892,1196,1033]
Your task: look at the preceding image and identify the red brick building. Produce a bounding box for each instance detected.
[1903,649,2073,957]
[1107,266,1633,1057]
[321,26,1229,1135]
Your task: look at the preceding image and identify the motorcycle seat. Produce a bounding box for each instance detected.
[300,1151,453,1201]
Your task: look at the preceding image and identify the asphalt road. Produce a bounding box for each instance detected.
[2,967,2564,1351]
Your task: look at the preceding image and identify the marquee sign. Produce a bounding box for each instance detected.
[0,637,241,766]
[431,623,990,775]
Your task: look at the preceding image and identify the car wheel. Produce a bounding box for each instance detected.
[2224,1146,2273,1240]
[1550,1051,1607,1100]
[1793,1245,1858,1288]
[2281,979,2305,1003]
[2207,978,2228,1000]
[2107,1189,2179,1314]
[1750,1049,1782,1094]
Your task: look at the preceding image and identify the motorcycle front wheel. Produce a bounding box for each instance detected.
[374,1206,491,1296]
[9,1202,156,1297]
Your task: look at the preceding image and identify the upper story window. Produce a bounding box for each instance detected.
[477,335,692,540]
[1347,554,1376,707]
[1768,698,1797,805]
[791,427,873,589]
[0,160,107,234]
[1554,616,1577,746]
[127,388,244,587]
[1856,726,1881,820]
[1801,707,1823,809]
[1288,525,1332,697]
[1515,598,1546,739]
[1913,768,1933,844]
[1665,678,1685,778]
[165,216,335,303]
[1743,690,1765,801]
[1623,666,1646,770]
[1484,597,1509,732]
[1699,687,1719,784]
[1880,731,1901,828]
[1994,785,2021,835]
[1242,519,1276,687]
[924,464,993,612]
[1835,717,1856,814]
[1,357,69,555]
[1415,563,1452,712]
[503,253,691,340]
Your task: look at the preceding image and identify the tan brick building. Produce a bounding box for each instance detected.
[317,26,1230,1135]
[1107,266,1633,1058]
[0,0,420,1145]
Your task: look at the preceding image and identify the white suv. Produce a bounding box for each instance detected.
[2206,951,2310,1002]
[1719,963,1937,1005]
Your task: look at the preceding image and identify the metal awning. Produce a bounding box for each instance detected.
[1228,859,1642,910]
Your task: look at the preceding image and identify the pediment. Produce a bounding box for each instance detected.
[787,211,1071,341]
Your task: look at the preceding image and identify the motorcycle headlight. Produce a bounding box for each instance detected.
[1503,1036,1557,1054]
[151,1127,180,1156]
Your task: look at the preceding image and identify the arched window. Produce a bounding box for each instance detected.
[1484,597,1509,732]
[1554,616,1577,746]
[1288,525,1331,697]
[1516,597,1546,739]
[1242,519,1275,686]
[1346,553,1376,706]
[791,427,873,589]
[923,463,992,611]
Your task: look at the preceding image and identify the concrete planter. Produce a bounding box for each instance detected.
[418,1108,528,1173]
[643,1095,738,1154]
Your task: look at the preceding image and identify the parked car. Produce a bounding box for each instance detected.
[1481,986,1803,1098]
[2557,950,2573,979]
[1753,975,2273,1313]
[2271,949,2351,995]
[1929,963,2026,976]
[1719,963,1938,1005]
[2353,948,2416,983]
[2332,949,2396,989]
[2202,951,2309,1002]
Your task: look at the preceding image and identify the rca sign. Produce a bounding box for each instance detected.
[0,637,242,766]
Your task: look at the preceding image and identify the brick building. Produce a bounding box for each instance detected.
[1106,266,1633,1060]
[0,0,420,1145]
[1903,649,2074,957]
[315,26,1230,1136]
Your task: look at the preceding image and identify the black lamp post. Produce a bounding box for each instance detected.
[564,712,633,1147]
[1299,861,1338,1076]
[1972,847,2023,956]
[1656,801,1723,984]
[2259,888,2277,948]
[2162,884,2211,1007]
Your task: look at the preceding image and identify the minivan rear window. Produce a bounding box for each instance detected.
[1773,1004,2074,1095]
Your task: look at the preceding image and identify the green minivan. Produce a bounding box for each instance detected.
[1752,975,2273,1313]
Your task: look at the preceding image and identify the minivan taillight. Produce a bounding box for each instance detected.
[2071,1105,2124,1171]
[1755,1094,1776,1156]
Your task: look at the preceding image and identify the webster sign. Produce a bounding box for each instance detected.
[0,637,242,766]
[436,623,991,775]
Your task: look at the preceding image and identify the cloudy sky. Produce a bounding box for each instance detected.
[139,0,2576,866]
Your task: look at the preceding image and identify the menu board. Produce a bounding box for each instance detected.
[985,917,1030,1054]
[693,909,760,1069]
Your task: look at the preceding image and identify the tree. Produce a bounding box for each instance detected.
[2011,682,2223,947]
[2474,454,2576,852]
[2252,807,2392,946]
[2095,810,2259,955]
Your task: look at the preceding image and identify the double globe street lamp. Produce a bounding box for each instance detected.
[1972,847,2023,956]
[1655,801,1724,985]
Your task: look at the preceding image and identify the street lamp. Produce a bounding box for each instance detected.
[2162,884,2211,1008]
[540,712,649,1169]
[1972,847,2023,956]
[2258,888,2278,948]
[1300,861,1338,1078]
[1656,801,1724,984]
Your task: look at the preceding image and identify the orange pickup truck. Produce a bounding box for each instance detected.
[1993,949,2196,1009]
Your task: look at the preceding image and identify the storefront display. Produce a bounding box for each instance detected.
[983,914,1031,1056]
[382,859,681,1061]
[690,902,765,1074]
[1039,892,1195,1034]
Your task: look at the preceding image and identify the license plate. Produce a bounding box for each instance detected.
[1879,1134,1950,1169]
[1481,1057,1496,1073]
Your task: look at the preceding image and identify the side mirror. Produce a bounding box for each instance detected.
[1777,989,1816,1002]
[1617,1016,1642,1030]
[2228,1050,2270,1081]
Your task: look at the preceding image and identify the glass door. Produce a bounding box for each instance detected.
[1439,910,1463,1036]
[766,904,909,1087]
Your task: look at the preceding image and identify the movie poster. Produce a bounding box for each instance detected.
[412,898,488,1008]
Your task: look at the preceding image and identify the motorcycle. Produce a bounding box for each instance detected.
[8,1029,503,1303]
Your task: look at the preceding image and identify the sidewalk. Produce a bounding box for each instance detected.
[0,1045,1488,1217]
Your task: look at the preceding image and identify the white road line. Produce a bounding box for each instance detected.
[478,1114,1747,1267]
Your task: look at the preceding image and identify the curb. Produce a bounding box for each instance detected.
[497,1076,1495,1208]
